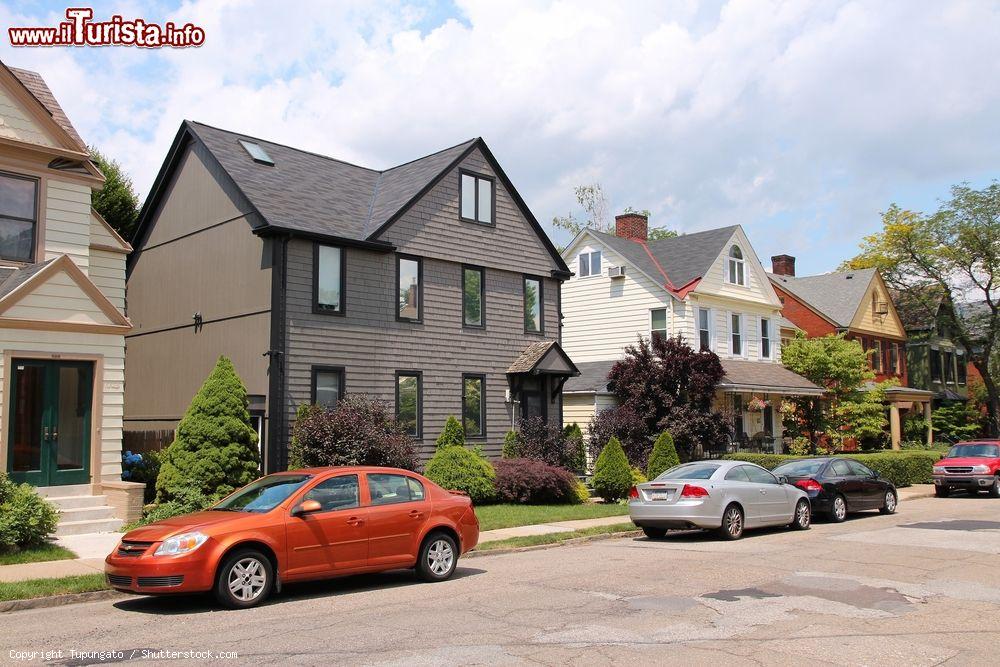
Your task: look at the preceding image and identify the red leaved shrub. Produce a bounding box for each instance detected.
[493,458,580,504]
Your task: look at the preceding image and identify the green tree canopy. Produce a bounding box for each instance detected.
[90,147,140,240]
[552,184,676,240]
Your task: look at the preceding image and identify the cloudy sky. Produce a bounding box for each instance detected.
[2,0,998,271]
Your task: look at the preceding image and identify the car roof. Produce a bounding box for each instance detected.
[270,466,420,476]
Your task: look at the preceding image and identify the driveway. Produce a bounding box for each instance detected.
[4,495,1000,665]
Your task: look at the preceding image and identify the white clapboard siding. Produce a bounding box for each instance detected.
[44,180,93,274]
[0,86,56,147]
[88,249,126,311]
[4,268,115,325]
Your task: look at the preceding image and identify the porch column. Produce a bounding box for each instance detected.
[924,401,933,446]
[889,403,901,451]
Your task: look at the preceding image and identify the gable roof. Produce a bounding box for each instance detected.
[132,121,568,274]
[587,226,740,297]
[506,340,579,376]
[769,268,877,327]
[5,65,88,152]
[890,286,945,332]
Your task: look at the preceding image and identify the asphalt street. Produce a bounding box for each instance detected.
[4,494,1000,666]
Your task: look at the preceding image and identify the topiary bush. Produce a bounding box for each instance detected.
[563,423,587,473]
[436,415,466,449]
[424,446,496,504]
[0,473,59,551]
[501,430,518,458]
[288,396,417,471]
[722,451,942,487]
[492,458,581,504]
[155,356,260,503]
[646,431,680,480]
[592,436,634,502]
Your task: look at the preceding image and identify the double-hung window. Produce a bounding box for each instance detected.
[311,367,345,409]
[578,250,602,278]
[730,313,743,356]
[697,308,712,351]
[957,351,967,385]
[727,245,745,286]
[462,265,485,328]
[944,350,956,384]
[651,308,667,340]
[889,342,899,374]
[930,348,942,382]
[395,371,422,437]
[314,244,344,314]
[0,172,38,263]
[759,317,772,359]
[872,340,883,372]
[397,255,423,322]
[460,172,494,225]
[462,374,486,439]
[523,276,543,333]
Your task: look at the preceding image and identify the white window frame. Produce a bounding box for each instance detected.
[578,250,602,278]
[759,316,773,360]
[726,245,746,287]
[697,307,713,352]
[730,312,745,358]
[650,308,668,340]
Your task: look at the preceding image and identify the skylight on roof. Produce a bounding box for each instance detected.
[239,139,274,165]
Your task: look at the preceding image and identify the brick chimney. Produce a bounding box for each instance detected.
[615,213,648,241]
[771,254,796,277]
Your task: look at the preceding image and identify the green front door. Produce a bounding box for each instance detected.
[6,359,93,486]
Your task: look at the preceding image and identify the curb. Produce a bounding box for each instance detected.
[467,528,641,558]
[0,588,121,614]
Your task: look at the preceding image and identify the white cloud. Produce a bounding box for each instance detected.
[1,0,998,270]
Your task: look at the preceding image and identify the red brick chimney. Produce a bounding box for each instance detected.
[615,213,648,241]
[771,254,796,277]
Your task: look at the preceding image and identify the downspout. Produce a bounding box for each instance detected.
[265,234,289,473]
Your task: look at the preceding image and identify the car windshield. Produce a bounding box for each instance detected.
[213,474,313,513]
[656,463,720,480]
[946,444,1000,458]
[773,460,827,476]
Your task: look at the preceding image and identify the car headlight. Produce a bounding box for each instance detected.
[933,466,946,474]
[154,532,208,556]
[971,464,990,474]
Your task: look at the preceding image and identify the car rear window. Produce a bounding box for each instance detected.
[656,463,720,480]
[773,459,827,477]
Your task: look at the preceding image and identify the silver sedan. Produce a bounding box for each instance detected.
[628,460,811,540]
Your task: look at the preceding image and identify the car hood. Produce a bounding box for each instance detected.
[122,511,256,542]
[937,457,998,467]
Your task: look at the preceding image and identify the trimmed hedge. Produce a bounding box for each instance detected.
[493,458,581,504]
[424,446,496,504]
[721,451,942,487]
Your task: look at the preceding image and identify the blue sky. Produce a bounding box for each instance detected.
[2,0,998,272]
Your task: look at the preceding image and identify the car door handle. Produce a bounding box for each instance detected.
[409,510,424,519]
[346,517,364,527]
[759,489,767,495]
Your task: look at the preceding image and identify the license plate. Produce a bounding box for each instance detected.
[651,490,672,501]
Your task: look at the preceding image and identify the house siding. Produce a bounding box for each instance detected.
[43,179,92,274]
[771,284,838,337]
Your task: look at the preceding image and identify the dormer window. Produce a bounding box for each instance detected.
[0,172,38,263]
[460,171,494,225]
[727,245,745,286]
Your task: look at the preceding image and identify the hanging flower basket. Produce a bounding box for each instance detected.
[746,396,769,413]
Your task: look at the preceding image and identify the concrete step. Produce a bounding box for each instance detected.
[55,518,123,537]
[35,484,92,498]
[47,494,109,511]
[58,505,116,522]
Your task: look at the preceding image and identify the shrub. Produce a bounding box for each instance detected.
[722,451,942,487]
[424,446,496,504]
[124,485,211,531]
[287,403,313,469]
[631,468,647,485]
[436,415,466,449]
[156,356,260,503]
[592,437,634,502]
[0,474,59,551]
[492,458,581,504]
[646,431,680,480]
[588,406,651,470]
[506,417,576,468]
[288,396,417,471]
[501,430,518,459]
[932,401,983,442]
[575,481,592,503]
[563,423,587,473]
[121,449,161,504]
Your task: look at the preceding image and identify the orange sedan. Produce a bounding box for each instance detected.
[105,467,479,608]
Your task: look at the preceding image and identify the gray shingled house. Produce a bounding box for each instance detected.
[124,121,577,471]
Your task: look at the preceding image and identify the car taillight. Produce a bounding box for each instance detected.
[628,486,639,500]
[794,479,823,492]
[680,484,709,498]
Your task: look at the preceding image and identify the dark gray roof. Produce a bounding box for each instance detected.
[506,341,579,376]
[718,359,823,395]
[770,268,877,327]
[0,259,52,300]
[5,65,87,151]
[563,359,615,393]
[590,226,739,291]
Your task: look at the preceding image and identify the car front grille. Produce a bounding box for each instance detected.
[137,575,184,588]
[107,574,132,587]
[945,467,974,474]
[117,541,153,557]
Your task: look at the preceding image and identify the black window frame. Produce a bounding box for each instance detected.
[944,350,956,384]
[458,169,496,226]
[957,351,967,385]
[312,243,346,316]
[395,254,424,323]
[310,365,345,409]
[462,373,487,440]
[0,171,39,264]
[394,370,423,438]
[523,274,545,335]
[462,264,486,329]
[930,347,942,382]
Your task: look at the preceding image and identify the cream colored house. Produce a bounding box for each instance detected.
[561,213,822,455]
[0,62,137,532]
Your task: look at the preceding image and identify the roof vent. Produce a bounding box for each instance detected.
[238,139,274,166]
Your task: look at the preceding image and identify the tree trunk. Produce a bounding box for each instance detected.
[975,361,1000,437]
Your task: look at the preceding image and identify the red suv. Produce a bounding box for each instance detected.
[933,441,1000,497]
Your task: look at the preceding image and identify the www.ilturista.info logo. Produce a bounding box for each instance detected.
[8,8,205,48]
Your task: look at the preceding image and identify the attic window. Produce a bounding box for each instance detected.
[239,140,274,166]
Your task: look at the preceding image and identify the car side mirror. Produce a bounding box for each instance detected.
[292,499,322,516]
[872,471,880,479]
[777,475,789,485]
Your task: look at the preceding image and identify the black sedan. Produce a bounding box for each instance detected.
[771,457,897,522]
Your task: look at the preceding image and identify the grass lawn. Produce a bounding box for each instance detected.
[0,574,107,602]
[0,543,76,567]
[475,503,628,532]
[475,522,637,551]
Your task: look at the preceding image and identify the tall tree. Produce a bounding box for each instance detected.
[552,184,676,239]
[90,147,140,240]
[843,182,1000,434]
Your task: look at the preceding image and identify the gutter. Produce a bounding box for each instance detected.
[254,225,396,252]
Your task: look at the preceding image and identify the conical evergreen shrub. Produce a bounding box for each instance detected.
[501,430,518,458]
[436,415,466,449]
[563,422,587,473]
[155,356,260,503]
[646,431,680,480]
[591,436,633,502]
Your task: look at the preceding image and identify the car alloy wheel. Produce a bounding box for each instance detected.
[792,499,811,530]
[214,548,274,609]
[989,476,1000,499]
[718,505,744,540]
[831,495,847,522]
[228,557,267,603]
[427,539,454,577]
[880,490,897,514]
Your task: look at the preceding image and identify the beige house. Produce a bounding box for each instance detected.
[0,62,138,532]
